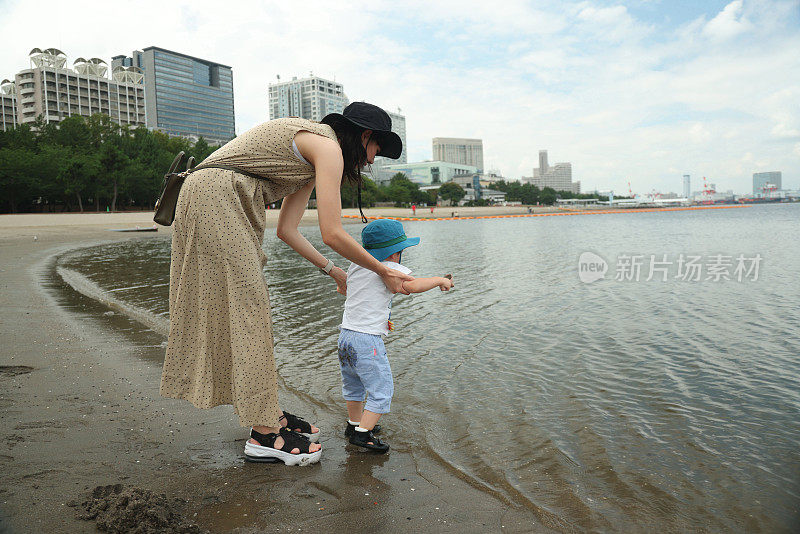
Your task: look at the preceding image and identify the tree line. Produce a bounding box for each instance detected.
[0,114,218,213]
[0,114,606,213]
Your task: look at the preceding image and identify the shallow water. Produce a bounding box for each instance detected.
[57,204,800,531]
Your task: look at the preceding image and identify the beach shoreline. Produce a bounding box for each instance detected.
[0,212,547,533]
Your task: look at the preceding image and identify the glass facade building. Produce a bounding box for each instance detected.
[113,47,235,145]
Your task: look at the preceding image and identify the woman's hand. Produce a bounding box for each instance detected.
[330,266,347,295]
[381,267,415,295]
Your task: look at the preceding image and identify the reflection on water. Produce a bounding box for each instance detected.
[57,204,800,531]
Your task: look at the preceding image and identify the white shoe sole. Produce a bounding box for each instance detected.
[244,441,321,466]
[303,431,320,443]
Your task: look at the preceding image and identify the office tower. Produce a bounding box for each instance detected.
[527,149,580,194]
[432,137,484,171]
[113,47,236,144]
[1,79,17,131]
[683,175,690,198]
[13,48,145,128]
[539,150,548,175]
[752,171,782,196]
[268,74,348,122]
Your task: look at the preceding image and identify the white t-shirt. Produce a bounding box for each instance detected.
[341,261,412,336]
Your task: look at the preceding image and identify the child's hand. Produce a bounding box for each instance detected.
[330,266,347,295]
[439,275,454,291]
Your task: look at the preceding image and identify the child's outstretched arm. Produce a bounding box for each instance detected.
[402,275,454,294]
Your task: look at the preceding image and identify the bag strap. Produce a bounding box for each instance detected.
[189,162,264,181]
[168,151,186,174]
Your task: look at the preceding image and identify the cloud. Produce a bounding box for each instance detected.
[0,0,798,193]
[703,0,752,41]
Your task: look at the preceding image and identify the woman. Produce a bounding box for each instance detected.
[160,102,413,466]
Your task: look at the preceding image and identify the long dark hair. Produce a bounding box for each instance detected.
[320,115,368,187]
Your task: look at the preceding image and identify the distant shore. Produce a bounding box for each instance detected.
[0,205,545,230]
[0,202,749,232]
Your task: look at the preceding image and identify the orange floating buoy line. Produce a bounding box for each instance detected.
[342,205,749,222]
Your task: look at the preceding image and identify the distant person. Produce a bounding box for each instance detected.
[412,203,416,216]
[161,103,413,466]
[337,220,453,453]
[430,205,434,214]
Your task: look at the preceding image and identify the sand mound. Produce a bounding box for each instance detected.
[75,484,207,534]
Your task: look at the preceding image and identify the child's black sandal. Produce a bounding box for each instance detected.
[345,422,381,437]
[349,429,389,453]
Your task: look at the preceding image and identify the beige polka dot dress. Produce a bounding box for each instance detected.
[159,118,337,427]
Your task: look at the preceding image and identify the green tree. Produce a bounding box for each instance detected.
[438,182,465,203]
[382,174,422,206]
[0,147,38,213]
[341,175,379,208]
[539,187,557,205]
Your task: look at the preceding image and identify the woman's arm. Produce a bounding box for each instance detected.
[294,131,413,294]
[276,180,347,294]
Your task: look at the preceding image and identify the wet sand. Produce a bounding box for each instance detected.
[0,211,549,533]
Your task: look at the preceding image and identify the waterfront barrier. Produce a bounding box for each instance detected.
[343,205,748,222]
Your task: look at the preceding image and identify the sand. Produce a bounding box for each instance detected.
[0,210,548,533]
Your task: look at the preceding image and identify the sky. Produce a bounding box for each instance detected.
[1,0,798,195]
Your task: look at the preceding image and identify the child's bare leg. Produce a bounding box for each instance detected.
[346,401,364,422]
[359,409,382,431]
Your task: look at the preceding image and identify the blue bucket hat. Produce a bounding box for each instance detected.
[361,219,420,262]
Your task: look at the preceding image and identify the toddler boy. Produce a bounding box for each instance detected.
[338,219,453,452]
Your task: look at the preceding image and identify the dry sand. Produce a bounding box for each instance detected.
[0,210,548,533]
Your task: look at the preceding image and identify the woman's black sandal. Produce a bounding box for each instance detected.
[280,411,320,443]
[349,429,389,453]
[244,427,322,466]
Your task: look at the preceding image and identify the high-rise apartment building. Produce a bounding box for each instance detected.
[683,175,691,199]
[432,137,484,171]
[10,48,145,128]
[1,79,17,131]
[112,47,235,145]
[526,150,580,194]
[374,108,407,165]
[752,171,782,196]
[268,75,348,122]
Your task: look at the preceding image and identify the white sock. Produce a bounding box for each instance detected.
[348,420,360,426]
[355,426,369,432]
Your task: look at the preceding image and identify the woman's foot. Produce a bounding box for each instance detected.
[279,411,320,442]
[247,430,321,454]
[245,428,322,465]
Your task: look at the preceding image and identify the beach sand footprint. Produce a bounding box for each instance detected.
[0,365,34,377]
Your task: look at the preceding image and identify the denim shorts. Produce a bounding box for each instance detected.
[337,328,393,414]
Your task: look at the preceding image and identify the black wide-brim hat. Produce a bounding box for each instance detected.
[322,102,403,159]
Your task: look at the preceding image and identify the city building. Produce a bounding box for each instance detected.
[1,79,17,131]
[752,171,782,197]
[525,150,580,194]
[683,175,690,199]
[374,108,407,165]
[374,160,478,186]
[461,187,506,205]
[11,48,145,128]
[112,47,235,145]
[432,137,484,171]
[268,74,348,122]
